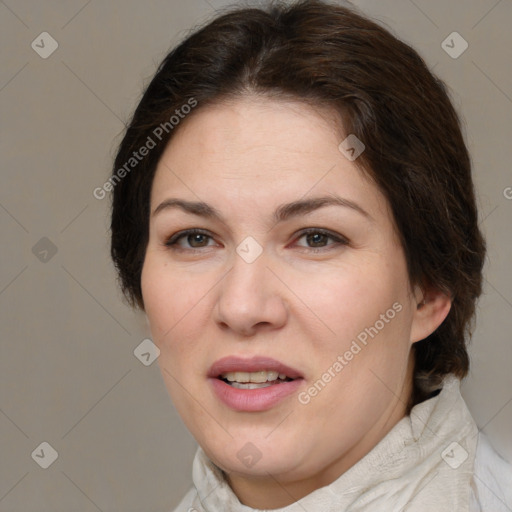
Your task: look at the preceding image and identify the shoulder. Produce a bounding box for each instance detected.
[470,431,512,512]
[169,486,198,512]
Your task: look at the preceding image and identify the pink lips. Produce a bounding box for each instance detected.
[208,356,305,412]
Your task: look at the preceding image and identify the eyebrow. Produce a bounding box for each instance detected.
[152,194,373,224]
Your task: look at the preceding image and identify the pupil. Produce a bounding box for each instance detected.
[308,233,325,247]
[189,234,206,247]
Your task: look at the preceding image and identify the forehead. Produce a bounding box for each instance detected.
[161,95,344,166]
[150,96,388,222]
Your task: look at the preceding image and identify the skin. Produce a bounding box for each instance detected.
[140,95,451,509]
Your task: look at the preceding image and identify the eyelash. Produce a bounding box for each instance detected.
[163,228,349,254]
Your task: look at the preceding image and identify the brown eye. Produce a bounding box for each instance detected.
[294,229,348,251]
[165,229,215,250]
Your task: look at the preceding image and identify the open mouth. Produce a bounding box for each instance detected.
[218,370,296,390]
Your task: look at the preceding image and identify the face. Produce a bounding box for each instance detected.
[141,96,441,506]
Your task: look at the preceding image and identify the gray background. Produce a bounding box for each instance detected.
[1,0,511,510]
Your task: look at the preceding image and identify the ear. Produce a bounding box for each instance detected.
[409,284,452,343]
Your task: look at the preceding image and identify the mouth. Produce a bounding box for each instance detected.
[208,356,304,412]
[208,355,304,389]
[218,370,296,389]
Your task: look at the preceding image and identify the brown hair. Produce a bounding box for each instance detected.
[110,0,486,410]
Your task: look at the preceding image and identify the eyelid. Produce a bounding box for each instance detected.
[164,228,216,248]
[163,227,349,251]
[293,227,349,247]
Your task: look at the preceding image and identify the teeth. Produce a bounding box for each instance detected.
[221,370,287,383]
[230,382,273,390]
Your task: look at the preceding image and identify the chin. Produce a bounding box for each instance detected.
[207,437,304,477]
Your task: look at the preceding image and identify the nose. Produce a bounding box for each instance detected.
[213,248,288,337]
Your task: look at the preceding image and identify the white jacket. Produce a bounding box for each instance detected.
[469,431,512,511]
[172,376,512,511]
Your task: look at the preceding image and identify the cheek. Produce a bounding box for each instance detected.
[300,256,412,387]
[298,260,400,338]
[141,256,184,339]
[141,255,212,355]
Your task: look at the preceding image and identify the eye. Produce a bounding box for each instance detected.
[293,228,348,252]
[163,227,349,253]
[164,229,216,252]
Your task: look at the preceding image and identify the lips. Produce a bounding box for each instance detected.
[208,356,304,380]
[208,356,305,412]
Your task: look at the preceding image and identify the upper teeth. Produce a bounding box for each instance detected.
[221,371,289,383]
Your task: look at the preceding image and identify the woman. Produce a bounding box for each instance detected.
[109,0,512,510]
